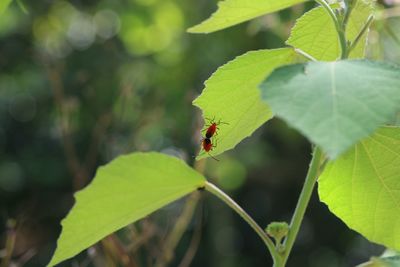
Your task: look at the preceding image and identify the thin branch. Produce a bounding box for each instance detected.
[315,0,348,59]
[343,0,355,30]
[348,15,374,53]
[294,48,317,62]
[204,182,281,265]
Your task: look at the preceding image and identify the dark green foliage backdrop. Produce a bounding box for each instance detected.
[0,0,398,266]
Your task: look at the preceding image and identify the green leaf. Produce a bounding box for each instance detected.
[0,0,13,14]
[188,0,307,34]
[286,5,339,61]
[260,60,400,158]
[346,0,375,59]
[286,1,374,61]
[48,152,205,266]
[193,48,298,160]
[356,256,400,267]
[375,256,400,267]
[319,127,400,252]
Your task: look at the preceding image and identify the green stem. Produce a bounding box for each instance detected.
[315,0,348,59]
[204,182,281,265]
[343,0,354,30]
[348,15,374,54]
[281,146,324,266]
[294,48,317,62]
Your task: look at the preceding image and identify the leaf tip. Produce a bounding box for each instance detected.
[186,25,206,34]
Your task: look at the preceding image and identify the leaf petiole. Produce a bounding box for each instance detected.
[204,182,282,265]
[348,15,374,54]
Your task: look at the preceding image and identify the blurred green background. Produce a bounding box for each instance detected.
[0,0,399,266]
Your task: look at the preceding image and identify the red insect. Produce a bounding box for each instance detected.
[203,117,228,139]
[198,117,229,161]
[202,137,213,152]
[205,122,218,139]
[201,137,219,161]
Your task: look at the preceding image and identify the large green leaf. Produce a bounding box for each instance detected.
[188,0,307,34]
[48,152,205,266]
[193,48,298,160]
[319,127,400,252]
[286,0,374,61]
[260,60,400,159]
[0,0,13,14]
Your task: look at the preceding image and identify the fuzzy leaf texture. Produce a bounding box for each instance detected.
[193,48,298,160]
[319,127,400,252]
[260,60,400,159]
[48,152,206,266]
[286,0,374,60]
[188,0,307,33]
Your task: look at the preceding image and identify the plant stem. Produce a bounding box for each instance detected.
[348,15,374,54]
[315,0,348,59]
[204,182,281,265]
[280,146,324,266]
[343,0,354,30]
[294,48,317,62]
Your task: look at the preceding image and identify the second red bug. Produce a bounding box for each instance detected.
[201,137,219,161]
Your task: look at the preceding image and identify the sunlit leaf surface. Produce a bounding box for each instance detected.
[319,127,400,251]
[286,1,374,60]
[48,152,205,266]
[188,0,307,34]
[193,48,298,160]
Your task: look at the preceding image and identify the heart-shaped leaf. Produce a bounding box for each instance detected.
[260,60,400,158]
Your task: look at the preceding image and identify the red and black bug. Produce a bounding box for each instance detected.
[198,117,229,161]
[203,117,228,139]
[202,137,213,152]
[201,137,219,161]
[205,122,217,139]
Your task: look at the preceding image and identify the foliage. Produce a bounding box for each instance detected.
[47,0,400,265]
[48,153,205,266]
[319,127,400,251]
[286,0,372,60]
[193,48,298,159]
[260,60,400,158]
[188,0,307,33]
[1,0,399,266]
